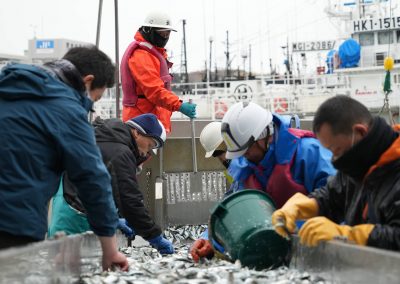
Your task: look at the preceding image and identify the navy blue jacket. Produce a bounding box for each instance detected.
[0,63,118,240]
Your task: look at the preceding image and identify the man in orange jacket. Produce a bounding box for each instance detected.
[120,11,196,133]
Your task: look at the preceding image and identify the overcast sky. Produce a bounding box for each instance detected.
[0,0,341,74]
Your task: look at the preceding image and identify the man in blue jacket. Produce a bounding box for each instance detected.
[221,102,335,207]
[0,46,128,271]
[190,101,335,262]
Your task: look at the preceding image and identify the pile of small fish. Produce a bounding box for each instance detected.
[79,225,329,284]
[164,225,208,244]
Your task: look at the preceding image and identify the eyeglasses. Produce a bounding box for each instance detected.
[221,122,255,153]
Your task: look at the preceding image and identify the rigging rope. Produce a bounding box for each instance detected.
[378,0,395,125]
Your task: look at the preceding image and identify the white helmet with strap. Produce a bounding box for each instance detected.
[221,102,273,159]
[143,11,177,31]
[200,122,224,158]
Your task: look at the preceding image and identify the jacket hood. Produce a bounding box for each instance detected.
[94,117,138,152]
[0,63,85,102]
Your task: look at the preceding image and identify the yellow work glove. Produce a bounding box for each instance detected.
[272,193,319,239]
[298,216,375,247]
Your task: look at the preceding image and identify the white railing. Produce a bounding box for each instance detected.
[94,70,400,120]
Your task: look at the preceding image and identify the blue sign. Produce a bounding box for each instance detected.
[36,40,54,49]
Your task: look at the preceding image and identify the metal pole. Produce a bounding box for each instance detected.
[209,37,213,81]
[95,0,103,47]
[286,38,291,84]
[90,0,103,123]
[189,99,197,173]
[249,44,252,79]
[225,30,230,78]
[159,148,163,178]
[182,19,189,83]
[114,0,120,119]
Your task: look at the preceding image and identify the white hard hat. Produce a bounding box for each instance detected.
[200,122,224,158]
[143,11,177,32]
[221,102,273,159]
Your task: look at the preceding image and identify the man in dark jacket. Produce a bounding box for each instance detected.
[0,46,128,270]
[272,96,400,251]
[48,113,174,254]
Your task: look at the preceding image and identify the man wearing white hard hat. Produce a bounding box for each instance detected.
[200,121,255,192]
[200,121,234,184]
[221,101,336,208]
[120,11,196,133]
[190,102,336,263]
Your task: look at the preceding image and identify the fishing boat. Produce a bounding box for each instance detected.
[94,0,400,123]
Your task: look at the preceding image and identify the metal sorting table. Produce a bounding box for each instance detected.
[0,232,99,284]
[291,236,400,283]
[0,231,399,283]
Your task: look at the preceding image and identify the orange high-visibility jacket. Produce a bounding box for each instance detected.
[122,32,182,133]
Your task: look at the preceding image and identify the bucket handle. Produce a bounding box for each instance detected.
[208,203,234,262]
[210,203,228,219]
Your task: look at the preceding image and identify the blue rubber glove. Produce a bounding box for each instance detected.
[179,102,197,118]
[149,235,174,254]
[295,220,306,231]
[117,218,135,238]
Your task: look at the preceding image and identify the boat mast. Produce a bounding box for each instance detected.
[225,30,231,79]
[209,37,213,82]
[180,19,189,83]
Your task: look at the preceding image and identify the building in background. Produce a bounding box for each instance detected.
[27,38,91,63]
[1,38,91,68]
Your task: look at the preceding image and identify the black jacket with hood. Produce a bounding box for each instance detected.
[310,117,400,250]
[64,117,161,240]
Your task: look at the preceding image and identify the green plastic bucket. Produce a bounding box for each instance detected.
[209,190,290,270]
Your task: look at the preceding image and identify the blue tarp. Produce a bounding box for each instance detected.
[338,38,360,68]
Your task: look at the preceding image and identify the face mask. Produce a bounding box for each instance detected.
[140,27,169,48]
[150,29,170,48]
